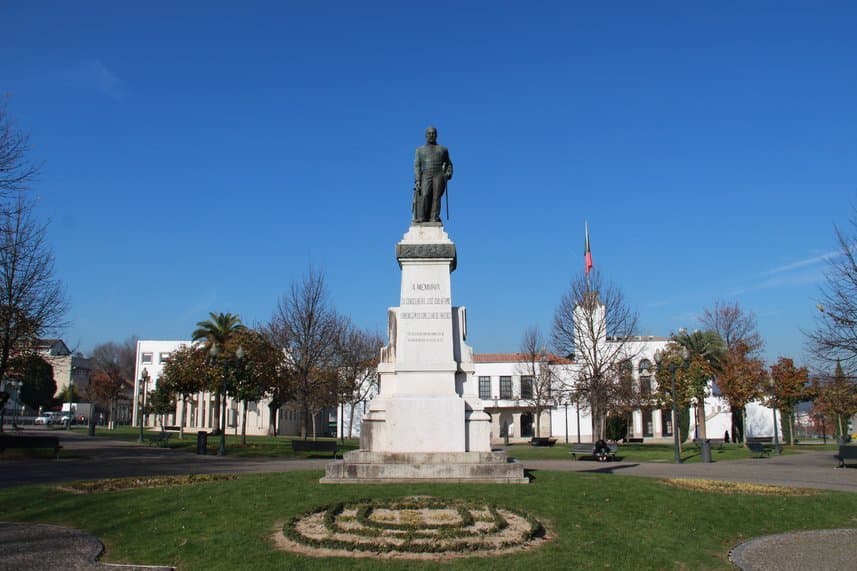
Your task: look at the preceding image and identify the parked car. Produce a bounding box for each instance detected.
[34,411,62,425]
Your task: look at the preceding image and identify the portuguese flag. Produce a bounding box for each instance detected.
[584,221,593,275]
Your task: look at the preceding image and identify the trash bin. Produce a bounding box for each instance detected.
[196,431,208,455]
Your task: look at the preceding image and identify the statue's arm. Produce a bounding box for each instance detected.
[444,149,453,180]
[413,149,421,184]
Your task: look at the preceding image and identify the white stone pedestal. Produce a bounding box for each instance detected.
[322,223,526,484]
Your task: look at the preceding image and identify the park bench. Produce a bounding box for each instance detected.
[625,437,644,443]
[163,425,181,432]
[694,438,725,450]
[0,434,62,458]
[835,445,857,468]
[570,442,618,462]
[146,431,171,447]
[291,439,339,458]
[746,441,770,458]
[529,437,557,447]
[748,436,773,444]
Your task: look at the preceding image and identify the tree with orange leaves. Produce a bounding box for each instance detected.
[718,340,767,443]
[769,357,809,445]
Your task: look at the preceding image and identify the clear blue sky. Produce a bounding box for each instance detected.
[2,1,855,367]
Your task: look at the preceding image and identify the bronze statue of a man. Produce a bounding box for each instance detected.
[413,126,453,223]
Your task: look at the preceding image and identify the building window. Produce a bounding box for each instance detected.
[520,413,534,438]
[479,376,491,400]
[500,376,512,399]
[640,375,652,397]
[661,409,672,437]
[141,353,153,365]
[520,376,533,400]
[159,352,171,364]
[642,409,653,437]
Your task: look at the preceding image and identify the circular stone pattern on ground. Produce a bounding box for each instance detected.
[276,497,548,559]
[730,528,857,570]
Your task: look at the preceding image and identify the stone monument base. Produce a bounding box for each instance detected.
[320,451,528,484]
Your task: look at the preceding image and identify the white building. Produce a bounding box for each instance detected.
[133,339,316,436]
[135,328,779,442]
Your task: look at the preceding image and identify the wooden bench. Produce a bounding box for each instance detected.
[529,437,557,447]
[0,435,62,458]
[291,439,339,458]
[835,445,857,468]
[748,436,773,444]
[746,441,770,458]
[694,438,725,450]
[570,442,618,462]
[163,425,181,432]
[146,431,171,447]
[625,437,644,443]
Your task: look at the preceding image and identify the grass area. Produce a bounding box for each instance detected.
[0,469,855,569]
[500,441,800,463]
[61,425,360,458]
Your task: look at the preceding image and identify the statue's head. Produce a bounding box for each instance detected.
[425,126,438,144]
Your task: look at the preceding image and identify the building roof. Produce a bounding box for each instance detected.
[473,353,573,365]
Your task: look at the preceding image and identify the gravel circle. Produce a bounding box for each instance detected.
[0,522,173,571]
[729,528,857,570]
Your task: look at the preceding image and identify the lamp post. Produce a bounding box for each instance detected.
[564,396,569,444]
[655,347,689,464]
[9,379,22,430]
[137,368,149,443]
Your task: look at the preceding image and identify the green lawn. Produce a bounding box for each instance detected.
[1,470,855,569]
[500,441,803,462]
[63,425,360,458]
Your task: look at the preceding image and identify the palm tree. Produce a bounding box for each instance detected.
[674,329,726,441]
[192,312,245,433]
[192,312,246,349]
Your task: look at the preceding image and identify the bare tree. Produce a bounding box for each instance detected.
[0,195,68,383]
[807,209,857,371]
[552,270,638,441]
[0,100,38,199]
[89,337,138,429]
[699,300,764,441]
[699,300,763,354]
[266,268,343,439]
[335,322,382,440]
[516,326,557,438]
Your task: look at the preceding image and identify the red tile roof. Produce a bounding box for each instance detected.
[474,353,573,365]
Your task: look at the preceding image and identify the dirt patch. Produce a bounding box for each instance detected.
[661,478,817,496]
[56,474,238,494]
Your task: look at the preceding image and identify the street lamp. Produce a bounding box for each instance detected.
[655,346,689,464]
[137,368,150,443]
[9,378,22,430]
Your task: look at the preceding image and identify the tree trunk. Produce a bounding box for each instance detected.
[696,398,708,440]
[178,397,186,439]
[241,399,248,445]
[347,400,355,439]
[789,411,796,446]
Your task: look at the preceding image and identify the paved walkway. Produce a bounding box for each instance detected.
[522,451,857,493]
[1,428,855,570]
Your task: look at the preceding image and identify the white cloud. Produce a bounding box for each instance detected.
[63,59,123,100]
[764,250,839,276]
